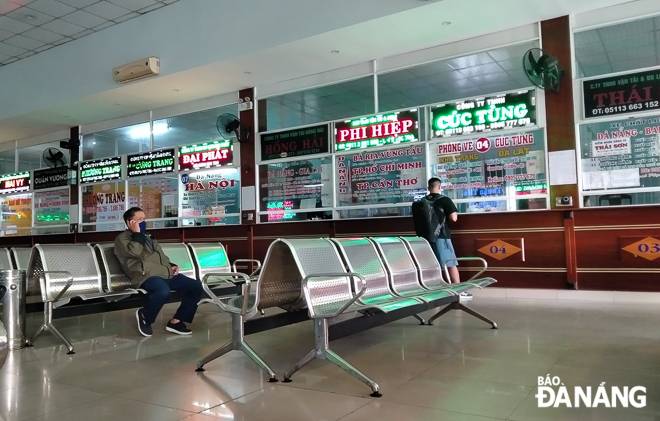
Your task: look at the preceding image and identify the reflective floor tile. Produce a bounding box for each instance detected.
[339,401,506,421]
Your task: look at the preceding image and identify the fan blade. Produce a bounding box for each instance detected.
[527,50,539,70]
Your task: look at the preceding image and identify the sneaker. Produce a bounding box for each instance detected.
[136,308,153,337]
[166,321,192,335]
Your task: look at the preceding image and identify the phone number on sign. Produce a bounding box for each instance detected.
[592,101,660,115]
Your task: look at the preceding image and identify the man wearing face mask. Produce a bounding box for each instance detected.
[114,207,204,337]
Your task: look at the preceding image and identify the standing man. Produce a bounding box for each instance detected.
[115,207,204,337]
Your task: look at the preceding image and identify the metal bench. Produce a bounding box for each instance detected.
[399,236,498,328]
[0,248,11,269]
[10,247,32,270]
[26,244,141,354]
[160,243,197,279]
[94,244,145,294]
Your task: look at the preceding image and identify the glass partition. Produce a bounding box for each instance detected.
[81,182,126,232]
[128,175,179,229]
[0,193,32,237]
[33,188,70,234]
[181,168,241,226]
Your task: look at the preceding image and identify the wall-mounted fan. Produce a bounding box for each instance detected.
[523,48,564,93]
[216,113,243,142]
[42,147,67,168]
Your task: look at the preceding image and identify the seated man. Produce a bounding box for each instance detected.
[114,207,204,337]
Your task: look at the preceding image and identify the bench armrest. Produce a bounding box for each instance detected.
[202,272,252,315]
[302,272,366,319]
[442,257,488,283]
[232,259,262,277]
[40,271,74,302]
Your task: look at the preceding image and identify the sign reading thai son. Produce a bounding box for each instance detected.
[261,125,329,161]
[583,69,660,119]
[431,90,536,138]
[79,157,122,184]
[335,110,419,151]
[179,140,233,171]
[0,172,30,194]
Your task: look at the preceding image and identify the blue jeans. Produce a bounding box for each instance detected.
[430,238,458,268]
[140,274,204,324]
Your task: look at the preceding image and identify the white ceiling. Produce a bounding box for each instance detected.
[0,0,641,146]
[0,0,179,67]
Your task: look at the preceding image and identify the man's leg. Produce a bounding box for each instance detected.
[139,276,172,323]
[436,238,460,284]
[167,274,204,324]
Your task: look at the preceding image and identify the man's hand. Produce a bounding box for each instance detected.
[172,266,179,275]
[128,219,141,233]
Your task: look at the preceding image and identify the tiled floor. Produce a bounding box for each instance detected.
[1,297,659,420]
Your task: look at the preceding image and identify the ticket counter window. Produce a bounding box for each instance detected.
[33,188,70,235]
[128,175,179,229]
[81,182,126,232]
[180,168,241,226]
[0,193,32,236]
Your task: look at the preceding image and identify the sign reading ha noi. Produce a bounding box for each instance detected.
[335,110,419,151]
[583,69,660,119]
[179,140,233,171]
[261,125,329,161]
[431,90,536,138]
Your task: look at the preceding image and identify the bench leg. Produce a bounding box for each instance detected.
[427,302,498,329]
[412,314,426,325]
[195,313,278,382]
[27,301,75,354]
[284,319,381,397]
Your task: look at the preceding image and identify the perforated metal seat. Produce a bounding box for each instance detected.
[160,243,197,280]
[329,238,421,313]
[94,244,145,294]
[10,247,31,270]
[27,244,141,354]
[0,248,11,269]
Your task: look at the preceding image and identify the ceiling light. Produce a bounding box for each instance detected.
[442,21,451,25]
[93,141,96,145]
[331,50,340,54]
[130,122,169,139]
[25,14,36,20]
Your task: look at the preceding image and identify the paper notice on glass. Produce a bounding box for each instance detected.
[162,193,175,206]
[582,171,611,190]
[321,164,332,207]
[549,150,577,185]
[5,225,17,235]
[609,168,640,188]
[240,186,256,211]
[526,150,546,175]
[300,198,317,209]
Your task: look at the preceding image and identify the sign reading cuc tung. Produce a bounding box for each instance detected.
[432,90,536,138]
[127,149,175,177]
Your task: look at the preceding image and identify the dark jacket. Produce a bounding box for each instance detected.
[114,229,175,287]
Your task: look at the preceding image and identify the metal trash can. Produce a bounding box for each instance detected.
[0,270,26,350]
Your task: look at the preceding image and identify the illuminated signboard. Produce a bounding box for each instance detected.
[431,90,536,138]
[33,166,69,190]
[127,149,175,177]
[583,69,660,119]
[179,140,233,171]
[261,125,329,161]
[79,156,122,184]
[266,200,295,221]
[0,172,30,194]
[335,110,419,151]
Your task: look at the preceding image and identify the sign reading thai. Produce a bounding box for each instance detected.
[261,125,329,161]
[0,172,30,194]
[127,149,175,177]
[79,156,122,184]
[33,166,69,190]
[335,110,419,151]
[583,69,660,119]
[431,91,536,138]
[179,140,232,171]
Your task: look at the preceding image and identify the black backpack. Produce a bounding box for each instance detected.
[412,195,446,242]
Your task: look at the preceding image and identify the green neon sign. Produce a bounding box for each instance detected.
[431,91,536,138]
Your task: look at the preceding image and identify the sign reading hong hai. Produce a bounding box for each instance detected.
[431,90,536,138]
[179,140,232,171]
[33,166,69,190]
[127,149,175,177]
[0,172,30,194]
[79,156,122,184]
[583,69,660,119]
[335,110,419,151]
[261,125,329,161]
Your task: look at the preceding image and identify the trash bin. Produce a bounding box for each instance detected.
[0,270,26,350]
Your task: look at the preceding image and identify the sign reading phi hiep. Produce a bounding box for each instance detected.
[335,110,419,151]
